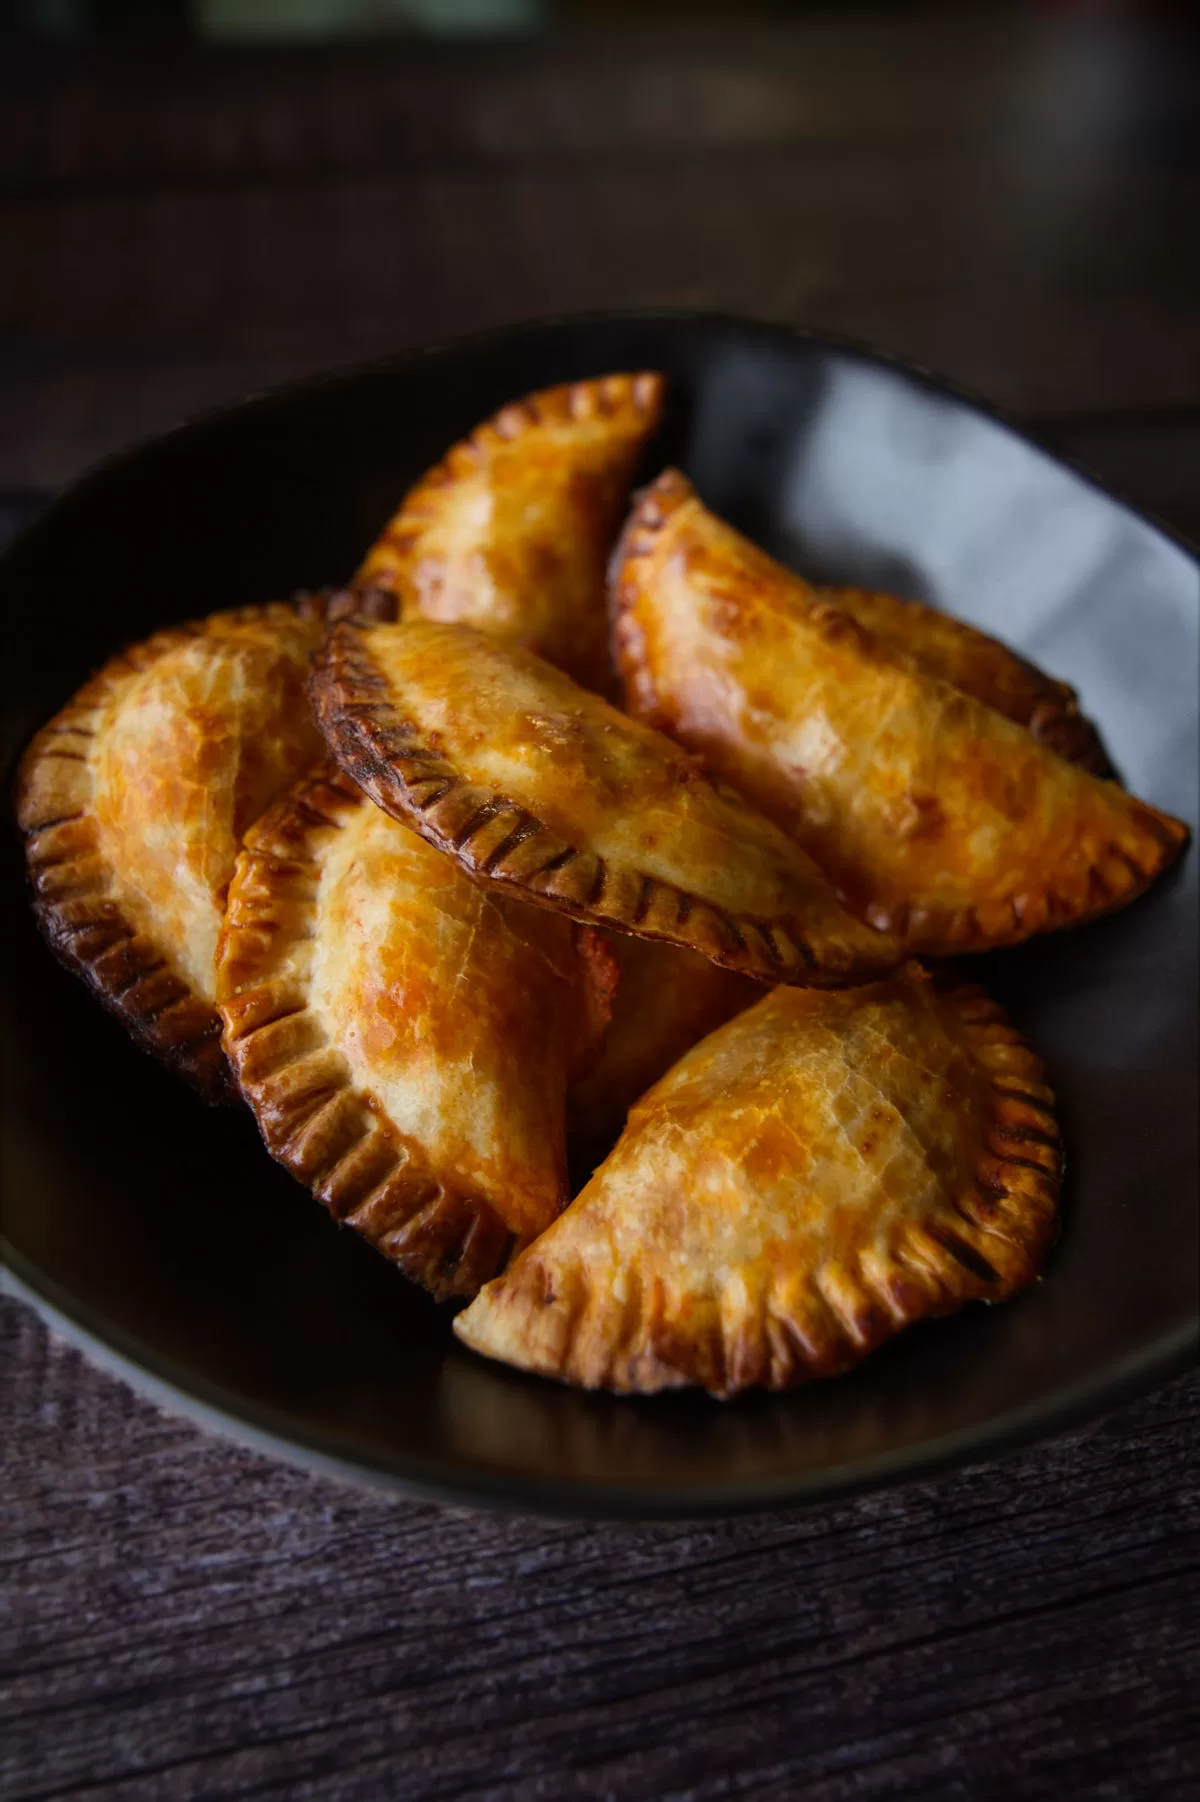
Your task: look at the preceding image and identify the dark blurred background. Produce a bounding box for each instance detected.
[6,2,1197,38]
[1,0,1197,540]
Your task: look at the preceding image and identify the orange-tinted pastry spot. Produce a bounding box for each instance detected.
[825,585,1115,777]
[311,617,902,987]
[357,372,664,693]
[456,972,1061,1396]
[611,470,1188,953]
[567,932,762,1142]
[16,597,343,1100]
[216,767,608,1299]
[18,369,1170,1405]
[93,620,324,996]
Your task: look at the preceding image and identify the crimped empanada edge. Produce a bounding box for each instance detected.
[15,594,387,1106]
[359,371,667,586]
[311,618,898,989]
[1027,698,1116,780]
[858,793,1189,951]
[610,470,1190,954]
[607,465,694,728]
[215,764,515,1302]
[826,585,1117,780]
[455,976,1062,1398]
[18,623,231,1101]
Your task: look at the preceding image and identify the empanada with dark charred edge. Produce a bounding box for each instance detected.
[311,618,902,987]
[16,593,371,1102]
[568,933,762,1143]
[612,472,1188,953]
[216,766,610,1301]
[356,373,665,692]
[825,585,1114,777]
[455,973,1061,1396]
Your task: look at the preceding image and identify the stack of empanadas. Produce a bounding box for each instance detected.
[18,372,1189,1397]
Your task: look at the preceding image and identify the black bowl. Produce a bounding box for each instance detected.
[2,313,1196,1517]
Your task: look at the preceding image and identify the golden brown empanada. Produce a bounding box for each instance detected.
[17,595,363,1100]
[567,933,762,1142]
[217,766,609,1300]
[312,618,901,987]
[612,472,1188,952]
[356,373,664,692]
[825,585,1114,776]
[455,972,1061,1396]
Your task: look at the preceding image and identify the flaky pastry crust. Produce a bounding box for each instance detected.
[567,933,763,1142]
[456,972,1062,1396]
[16,593,360,1101]
[611,472,1188,953]
[311,618,901,987]
[356,372,664,693]
[825,586,1115,777]
[216,766,605,1301]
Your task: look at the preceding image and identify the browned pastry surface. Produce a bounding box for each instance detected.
[311,617,902,987]
[567,933,763,1143]
[825,585,1115,776]
[611,471,1187,953]
[457,971,1061,1396]
[357,372,664,692]
[16,595,353,1101]
[216,766,608,1301]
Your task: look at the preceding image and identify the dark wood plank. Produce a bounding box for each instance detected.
[1,14,1197,488]
[4,15,1199,1800]
[6,11,1194,192]
[3,1297,1198,1802]
[3,168,1198,489]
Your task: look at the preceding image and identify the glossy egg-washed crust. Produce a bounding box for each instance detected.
[611,472,1188,954]
[456,973,1062,1396]
[311,618,901,988]
[356,372,664,692]
[15,592,379,1103]
[217,765,609,1301]
[825,586,1115,778]
[567,934,762,1142]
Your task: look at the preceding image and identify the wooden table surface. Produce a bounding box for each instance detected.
[3,8,1198,1797]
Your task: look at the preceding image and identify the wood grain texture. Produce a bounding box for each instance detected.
[5,14,1195,191]
[2,1298,1199,1802]
[1,12,1198,489]
[3,10,1200,1796]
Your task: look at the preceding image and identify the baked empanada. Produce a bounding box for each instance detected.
[356,373,664,692]
[17,594,364,1100]
[568,933,762,1142]
[825,585,1114,777]
[217,767,608,1300]
[455,972,1061,1396]
[612,472,1188,952]
[312,618,901,986]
